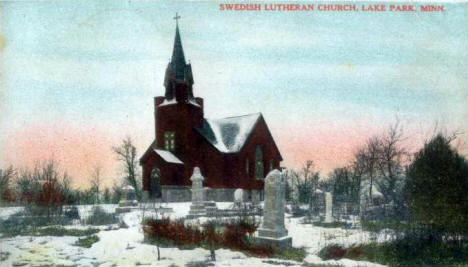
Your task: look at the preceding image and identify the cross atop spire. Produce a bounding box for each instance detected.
[170,14,186,80]
[173,12,181,25]
[163,14,194,100]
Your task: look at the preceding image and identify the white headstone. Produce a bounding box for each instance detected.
[324,192,333,223]
[256,170,292,247]
[190,167,204,202]
[188,167,206,217]
[234,188,244,204]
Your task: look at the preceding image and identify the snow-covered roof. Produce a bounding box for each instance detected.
[188,99,201,107]
[158,98,177,107]
[122,185,135,192]
[158,98,201,108]
[195,113,262,153]
[154,149,183,164]
[360,180,384,199]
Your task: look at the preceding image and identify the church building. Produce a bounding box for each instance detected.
[140,19,282,202]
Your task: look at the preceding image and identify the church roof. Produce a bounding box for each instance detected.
[171,23,186,80]
[195,113,262,153]
[154,149,184,164]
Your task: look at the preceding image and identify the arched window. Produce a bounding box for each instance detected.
[255,145,264,179]
[150,168,162,198]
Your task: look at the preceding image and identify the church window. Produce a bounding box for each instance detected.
[255,145,264,179]
[269,159,274,172]
[164,132,175,151]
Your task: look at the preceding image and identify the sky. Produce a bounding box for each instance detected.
[1,1,467,188]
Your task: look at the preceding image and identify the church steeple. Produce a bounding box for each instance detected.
[164,13,194,100]
[171,22,186,80]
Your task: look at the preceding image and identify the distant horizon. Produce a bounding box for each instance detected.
[1,1,467,189]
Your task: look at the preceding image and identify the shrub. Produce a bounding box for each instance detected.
[318,244,346,260]
[75,235,100,248]
[318,239,468,266]
[0,209,77,237]
[35,227,99,237]
[143,217,202,248]
[201,221,221,261]
[84,206,118,225]
[64,206,80,220]
[273,247,306,262]
[0,221,99,238]
[143,217,280,258]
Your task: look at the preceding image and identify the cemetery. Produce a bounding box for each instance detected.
[1,134,468,266]
[1,166,402,267]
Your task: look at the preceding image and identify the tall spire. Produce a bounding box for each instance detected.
[171,13,186,80]
[163,13,195,101]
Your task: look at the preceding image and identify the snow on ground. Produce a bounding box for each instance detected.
[0,206,24,220]
[0,203,389,267]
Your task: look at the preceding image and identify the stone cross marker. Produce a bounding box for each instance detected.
[324,192,334,223]
[255,169,292,247]
[188,167,206,217]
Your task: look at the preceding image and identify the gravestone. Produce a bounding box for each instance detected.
[255,170,292,247]
[116,185,139,213]
[234,188,244,208]
[188,167,206,217]
[251,189,261,206]
[324,192,334,223]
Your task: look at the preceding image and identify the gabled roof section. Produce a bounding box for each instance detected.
[195,113,262,153]
[154,149,183,164]
[139,141,184,165]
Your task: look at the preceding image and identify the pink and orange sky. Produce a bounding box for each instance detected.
[1,1,467,189]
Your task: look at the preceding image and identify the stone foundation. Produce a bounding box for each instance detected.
[205,188,236,202]
[161,185,191,202]
[161,186,263,203]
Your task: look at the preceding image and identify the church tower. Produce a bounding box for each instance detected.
[154,15,204,172]
[163,17,194,101]
[140,15,282,201]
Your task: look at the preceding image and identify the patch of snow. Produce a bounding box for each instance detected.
[361,180,384,199]
[0,202,393,267]
[154,149,183,164]
[73,204,118,220]
[188,99,201,107]
[158,98,177,107]
[0,206,24,220]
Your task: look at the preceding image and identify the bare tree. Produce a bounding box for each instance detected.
[289,160,320,204]
[0,165,16,202]
[377,120,409,203]
[354,136,381,206]
[113,137,140,199]
[60,172,73,204]
[90,165,102,204]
